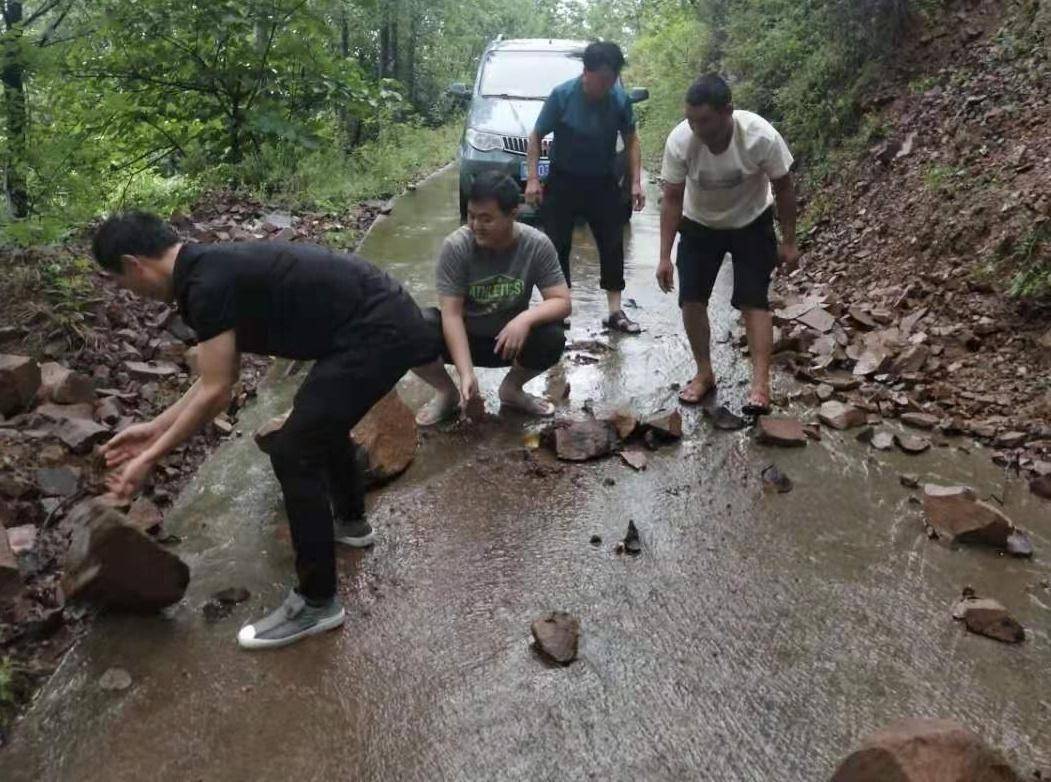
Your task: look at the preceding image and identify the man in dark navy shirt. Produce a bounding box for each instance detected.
[525,41,645,335]
[92,212,443,650]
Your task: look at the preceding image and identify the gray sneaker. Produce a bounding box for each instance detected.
[334,516,375,548]
[237,590,345,650]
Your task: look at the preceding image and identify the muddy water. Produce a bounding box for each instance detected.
[3,166,1049,781]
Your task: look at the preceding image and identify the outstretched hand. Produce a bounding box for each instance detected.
[99,422,160,469]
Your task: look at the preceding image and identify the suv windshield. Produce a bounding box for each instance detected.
[479,51,583,99]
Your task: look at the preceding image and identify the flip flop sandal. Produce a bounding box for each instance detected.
[741,393,771,417]
[678,379,717,405]
[603,310,641,334]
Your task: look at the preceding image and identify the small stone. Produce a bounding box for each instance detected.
[50,417,110,454]
[555,420,617,462]
[602,477,616,487]
[802,424,822,441]
[6,524,38,555]
[895,433,931,455]
[900,412,938,430]
[707,405,748,431]
[819,401,868,430]
[619,450,648,471]
[871,431,895,450]
[951,592,1026,644]
[0,527,21,598]
[38,362,96,405]
[95,396,122,425]
[0,474,34,499]
[761,464,793,493]
[597,408,638,440]
[35,466,81,497]
[641,409,682,441]
[755,417,807,447]
[589,534,602,546]
[816,383,835,401]
[623,520,641,554]
[995,431,1027,448]
[900,474,920,489]
[124,360,180,381]
[98,667,133,691]
[1031,474,1051,500]
[0,354,41,415]
[530,611,579,664]
[855,426,875,444]
[1006,530,1034,558]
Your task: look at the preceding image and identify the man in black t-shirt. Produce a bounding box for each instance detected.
[92,211,444,650]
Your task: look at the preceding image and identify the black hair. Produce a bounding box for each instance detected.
[685,73,733,109]
[583,41,625,75]
[468,171,522,214]
[91,211,179,273]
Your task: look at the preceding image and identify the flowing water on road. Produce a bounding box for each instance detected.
[2,166,1048,780]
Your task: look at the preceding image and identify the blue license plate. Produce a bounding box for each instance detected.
[522,160,550,180]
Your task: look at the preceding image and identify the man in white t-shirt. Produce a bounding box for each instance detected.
[657,74,798,414]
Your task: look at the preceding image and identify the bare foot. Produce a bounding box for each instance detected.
[499,385,555,417]
[678,373,717,405]
[415,392,459,426]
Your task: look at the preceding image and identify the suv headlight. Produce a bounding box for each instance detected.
[466,128,504,152]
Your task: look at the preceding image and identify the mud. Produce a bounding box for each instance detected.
[2,166,1048,781]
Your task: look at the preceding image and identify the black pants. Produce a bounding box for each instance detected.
[542,170,626,292]
[267,302,441,602]
[676,208,778,311]
[423,308,565,371]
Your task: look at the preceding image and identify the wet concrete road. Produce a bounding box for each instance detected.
[3,166,1050,780]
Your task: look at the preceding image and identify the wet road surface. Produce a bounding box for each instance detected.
[2,166,1049,780]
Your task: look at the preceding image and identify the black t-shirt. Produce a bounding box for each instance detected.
[172,241,425,360]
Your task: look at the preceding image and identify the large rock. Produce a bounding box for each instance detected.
[831,718,1020,782]
[255,392,419,487]
[819,401,868,430]
[351,391,419,485]
[0,354,41,416]
[35,466,81,497]
[900,412,938,430]
[38,362,96,405]
[62,499,189,611]
[756,417,807,447]
[555,419,617,461]
[531,611,580,664]
[922,485,1018,550]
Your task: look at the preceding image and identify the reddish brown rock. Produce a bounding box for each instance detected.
[598,408,638,441]
[819,401,868,430]
[619,450,648,471]
[0,354,41,416]
[531,611,579,664]
[853,348,891,377]
[756,417,807,447]
[830,718,1020,782]
[952,593,1026,644]
[641,409,682,441]
[922,485,1018,550]
[555,419,617,461]
[888,344,930,375]
[351,391,419,485]
[38,362,96,405]
[62,499,189,612]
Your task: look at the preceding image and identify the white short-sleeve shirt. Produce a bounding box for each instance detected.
[661,110,794,230]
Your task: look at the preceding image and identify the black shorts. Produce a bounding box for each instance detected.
[676,208,778,310]
[423,308,565,372]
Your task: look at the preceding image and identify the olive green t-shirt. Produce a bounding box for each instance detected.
[435,223,565,336]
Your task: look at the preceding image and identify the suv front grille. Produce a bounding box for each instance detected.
[502,136,551,158]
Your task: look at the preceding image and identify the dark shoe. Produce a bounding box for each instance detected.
[334,516,375,548]
[604,309,640,334]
